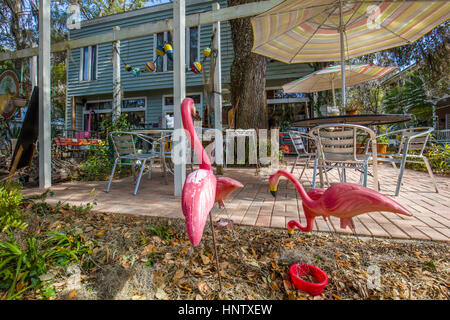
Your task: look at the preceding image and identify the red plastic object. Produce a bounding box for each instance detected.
[289,264,328,296]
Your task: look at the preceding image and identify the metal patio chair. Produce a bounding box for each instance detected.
[376,127,439,196]
[288,130,317,182]
[106,131,166,196]
[309,124,379,190]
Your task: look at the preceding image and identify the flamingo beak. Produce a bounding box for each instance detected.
[287,227,294,237]
[192,106,197,118]
[269,184,277,197]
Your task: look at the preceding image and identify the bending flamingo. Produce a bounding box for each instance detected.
[268,170,412,235]
[181,98,243,246]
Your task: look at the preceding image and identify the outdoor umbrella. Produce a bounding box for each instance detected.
[251,0,450,106]
[282,64,398,106]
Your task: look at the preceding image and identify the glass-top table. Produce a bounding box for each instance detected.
[291,114,413,128]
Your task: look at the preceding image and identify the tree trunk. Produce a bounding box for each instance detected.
[228,0,267,129]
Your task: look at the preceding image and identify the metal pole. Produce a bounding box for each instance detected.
[331,81,336,107]
[173,0,186,196]
[39,0,51,188]
[339,0,346,110]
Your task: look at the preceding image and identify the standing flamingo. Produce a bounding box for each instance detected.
[268,170,412,235]
[181,98,243,247]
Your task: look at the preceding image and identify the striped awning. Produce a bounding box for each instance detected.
[251,0,450,63]
[283,64,398,93]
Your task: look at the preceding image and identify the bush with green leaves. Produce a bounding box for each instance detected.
[405,142,450,175]
[0,234,46,299]
[81,115,132,181]
[0,184,27,232]
[0,230,94,299]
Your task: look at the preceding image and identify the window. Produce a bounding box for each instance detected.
[80,45,97,81]
[83,98,146,131]
[154,32,173,72]
[123,98,145,110]
[153,26,200,72]
[187,26,199,66]
[162,94,202,128]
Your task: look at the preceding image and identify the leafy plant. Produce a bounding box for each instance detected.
[0,229,94,299]
[81,116,132,181]
[376,135,390,144]
[0,233,46,299]
[42,231,93,267]
[344,94,364,113]
[404,142,449,175]
[148,224,172,241]
[0,184,27,232]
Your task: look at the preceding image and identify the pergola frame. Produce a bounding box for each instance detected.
[0,0,283,195]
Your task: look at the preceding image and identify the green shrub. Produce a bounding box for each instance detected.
[405,143,450,175]
[0,230,94,299]
[81,142,114,180]
[0,233,46,299]
[0,184,27,232]
[80,115,132,181]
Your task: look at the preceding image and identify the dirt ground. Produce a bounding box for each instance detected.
[4,203,449,300]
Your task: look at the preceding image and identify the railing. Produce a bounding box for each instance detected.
[433,129,450,144]
[62,129,103,139]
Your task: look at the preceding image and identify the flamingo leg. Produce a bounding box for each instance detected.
[221,205,244,260]
[209,213,223,292]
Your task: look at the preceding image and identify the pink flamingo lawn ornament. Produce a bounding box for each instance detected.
[181,98,243,290]
[181,98,243,246]
[268,170,412,235]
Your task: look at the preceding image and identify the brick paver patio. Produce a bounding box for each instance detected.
[23,159,450,242]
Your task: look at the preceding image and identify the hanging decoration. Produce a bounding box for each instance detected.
[203,47,211,58]
[156,44,166,57]
[145,61,156,73]
[115,34,218,78]
[163,43,174,61]
[190,61,202,74]
[132,67,141,77]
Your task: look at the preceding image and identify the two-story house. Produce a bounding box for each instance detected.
[65,0,314,134]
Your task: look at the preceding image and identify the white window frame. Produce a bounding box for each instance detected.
[162,93,202,128]
[79,45,98,82]
[185,26,201,67]
[153,26,201,73]
[153,32,172,73]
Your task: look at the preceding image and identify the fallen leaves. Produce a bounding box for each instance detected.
[200,254,210,265]
[7,205,449,301]
[172,269,185,285]
[197,282,210,296]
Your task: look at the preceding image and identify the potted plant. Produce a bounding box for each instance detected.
[376,135,389,161]
[344,96,363,115]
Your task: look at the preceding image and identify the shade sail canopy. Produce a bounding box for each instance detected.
[251,0,450,63]
[292,114,413,127]
[282,64,398,93]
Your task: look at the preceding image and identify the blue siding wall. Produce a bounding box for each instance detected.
[66,0,313,130]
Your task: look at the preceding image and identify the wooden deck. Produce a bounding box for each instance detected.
[22,158,450,242]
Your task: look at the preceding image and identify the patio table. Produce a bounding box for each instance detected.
[291,114,413,128]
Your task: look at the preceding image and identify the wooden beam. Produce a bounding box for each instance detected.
[173,0,186,197]
[112,26,122,121]
[213,2,223,172]
[39,0,51,188]
[0,0,283,62]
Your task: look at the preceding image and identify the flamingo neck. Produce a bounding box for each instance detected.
[181,102,212,170]
[273,170,315,208]
[288,217,315,233]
